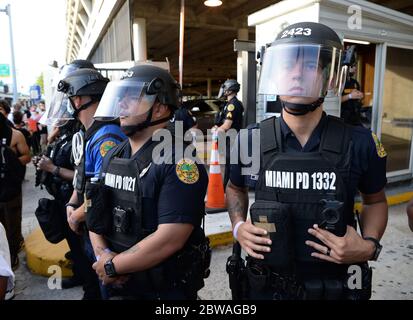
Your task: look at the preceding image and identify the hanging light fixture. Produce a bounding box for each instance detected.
[204,0,222,7]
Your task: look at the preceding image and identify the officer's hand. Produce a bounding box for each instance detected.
[92,251,117,285]
[236,220,272,260]
[306,224,375,264]
[32,156,40,167]
[66,206,81,235]
[37,156,54,172]
[350,89,364,100]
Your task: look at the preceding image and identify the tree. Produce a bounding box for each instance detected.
[35,73,44,94]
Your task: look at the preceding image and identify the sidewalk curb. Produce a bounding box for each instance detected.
[25,228,73,278]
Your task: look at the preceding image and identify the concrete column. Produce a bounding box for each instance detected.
[133,18,147,62]
[207,78,212,98]
[237,28,248,103]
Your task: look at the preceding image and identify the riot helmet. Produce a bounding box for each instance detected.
[46,60,98,126]
[218,79,240,99]
[55,68,109,120]
[258,22,345,116]
[94,64,180,136]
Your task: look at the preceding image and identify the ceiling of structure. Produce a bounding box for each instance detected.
[130,0,413,96]
[131,0,276,95]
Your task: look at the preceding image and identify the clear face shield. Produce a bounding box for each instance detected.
[258,44,343,99]
[217,84,225,99]
[94,80,157,121]
[45,91,75,127]
[45,64,80,127]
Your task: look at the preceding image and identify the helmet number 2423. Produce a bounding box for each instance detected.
[280,28,312,38]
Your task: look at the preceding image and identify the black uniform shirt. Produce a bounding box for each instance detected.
[174,108,197,132]
[230,112,387,197]
[341,78,362,125]
[122,140,208,230]
[215,96,244,131]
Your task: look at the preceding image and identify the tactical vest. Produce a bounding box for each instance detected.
[101,139,160,253]
[72,121,123,194]
[87,131,211,296]
[0,126,24,202]
[40,133,74,200]
[252,115,353,277]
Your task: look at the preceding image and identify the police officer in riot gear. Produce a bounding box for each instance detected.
[214,79,244,187]
[36,61,103,294]
[34,119,93,290]
[226,22,388,300]
[340,58,364,126]
[52,66,126,299]
[36,60,112,296]
[88,64,210,300]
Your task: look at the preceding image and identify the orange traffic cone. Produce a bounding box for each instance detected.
[206,131,226,213]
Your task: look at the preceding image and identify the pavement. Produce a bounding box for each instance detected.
[11,163,413,300]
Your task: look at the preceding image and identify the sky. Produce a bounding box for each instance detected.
[0,0,66,95]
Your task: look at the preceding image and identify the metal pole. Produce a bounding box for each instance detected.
[179,0,185,87]
[4,5,18,104]
[133,18,147,62]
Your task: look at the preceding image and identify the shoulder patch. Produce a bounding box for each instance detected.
[371,133,387,158]
[100,140,117,157]
[176,158,199,184]
[227,104,235,112]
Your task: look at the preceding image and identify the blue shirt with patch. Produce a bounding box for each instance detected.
[85,124,126,178]
[230,112,387,197]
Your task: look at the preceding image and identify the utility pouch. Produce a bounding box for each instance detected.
[34,198,66,244]
[303,279,324,300]
[85,179,111,234]
[246,259,270,292]
[250,200,293,269]
[323,279,343,300]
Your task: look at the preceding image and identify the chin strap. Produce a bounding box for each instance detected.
[71,97,99,119]
[120,108,174,137]
[281,98,324,116]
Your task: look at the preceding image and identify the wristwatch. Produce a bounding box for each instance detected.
[104,258,117,278]
[363,237,382,261]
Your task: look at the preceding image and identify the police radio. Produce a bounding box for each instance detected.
[113,206,131,233]
[319,199,347,237]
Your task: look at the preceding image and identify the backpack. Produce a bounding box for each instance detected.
[34,198,66,244]
[0,137,25,202]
